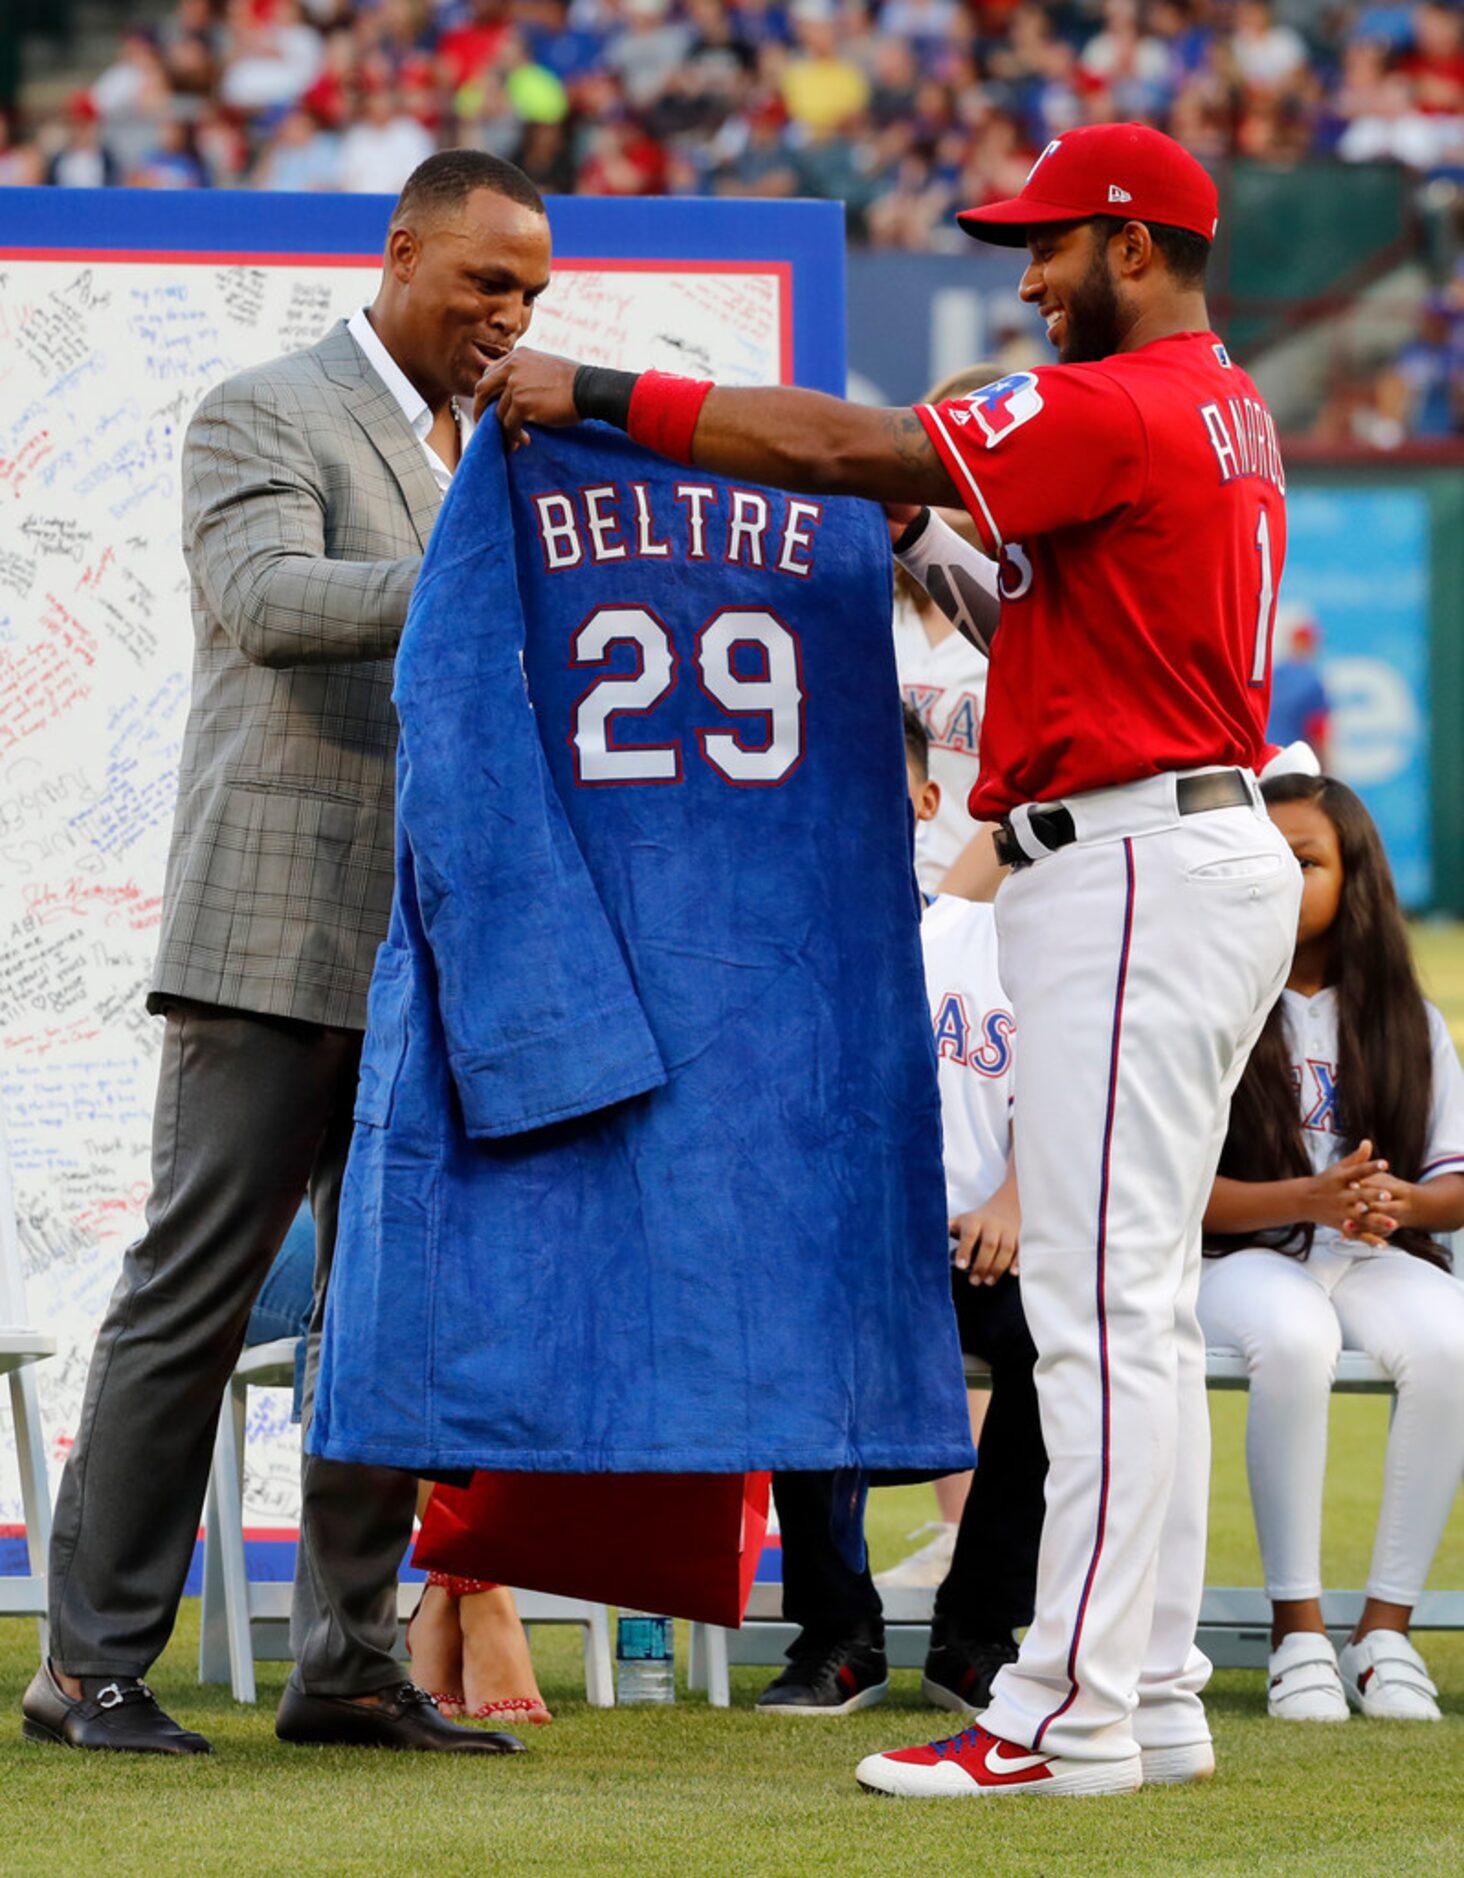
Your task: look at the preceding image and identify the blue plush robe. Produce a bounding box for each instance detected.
[311,423,975,1477]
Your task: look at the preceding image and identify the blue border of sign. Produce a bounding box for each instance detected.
[0,188,846,394]
[1281,484,1433,905]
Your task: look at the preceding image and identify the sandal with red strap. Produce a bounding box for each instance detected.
[404,1572,477,1718]
[456,1579,554,1727]
[470,1694,553,1728]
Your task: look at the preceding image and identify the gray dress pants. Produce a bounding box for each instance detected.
[47,1001,417,1694]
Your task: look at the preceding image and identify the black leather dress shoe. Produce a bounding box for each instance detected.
[275,1681,526,1753]
[21,1662,211,1754]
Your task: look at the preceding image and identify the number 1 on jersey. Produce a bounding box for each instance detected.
[1250,507,1277,688]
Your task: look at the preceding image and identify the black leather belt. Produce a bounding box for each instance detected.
[993,769,1252,871]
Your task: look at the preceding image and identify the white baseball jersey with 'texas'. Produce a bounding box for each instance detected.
[923,894,1014,1216]
[1281,986,1464,1251]
[897,607,988,892]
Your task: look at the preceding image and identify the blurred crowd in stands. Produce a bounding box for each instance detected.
[6,2,1464,230]
[1312,288,1464,446]
[5,0,1464,441]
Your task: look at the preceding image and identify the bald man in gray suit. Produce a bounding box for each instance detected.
[25,152,552,1757]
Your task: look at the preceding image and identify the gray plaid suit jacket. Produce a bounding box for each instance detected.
[150,321,445,1030]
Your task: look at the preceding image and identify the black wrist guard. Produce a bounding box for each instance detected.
[891,507,933,556]
[573,365,639,430]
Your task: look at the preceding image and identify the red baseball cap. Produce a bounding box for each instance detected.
[957,123,1219,248]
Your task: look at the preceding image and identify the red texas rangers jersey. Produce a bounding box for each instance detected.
[916,332,1285,818]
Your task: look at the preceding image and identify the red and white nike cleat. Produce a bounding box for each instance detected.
[856,1723,1143,1798]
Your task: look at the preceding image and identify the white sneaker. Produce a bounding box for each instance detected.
[1138,1741,1215,1785]
[872,1522,958,1590]
[1338,1633,1442,1721]
[1266,1632,1348,1722]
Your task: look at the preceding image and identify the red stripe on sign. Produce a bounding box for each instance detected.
[0,249,379,267]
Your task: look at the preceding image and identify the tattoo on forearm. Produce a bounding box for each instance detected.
[887,409,933,472]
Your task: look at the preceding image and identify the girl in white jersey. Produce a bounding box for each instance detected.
[1199,774,1464,1724]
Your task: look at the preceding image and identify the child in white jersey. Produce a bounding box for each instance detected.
[758,708,1044,1716]
[1199,774,1464,1723]
[893,364,1003,901]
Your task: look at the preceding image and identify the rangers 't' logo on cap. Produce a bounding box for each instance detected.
[1025,139,1061,184]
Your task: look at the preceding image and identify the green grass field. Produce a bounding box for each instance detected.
[3,929,1463,1876]
[1413,919,1464,1048]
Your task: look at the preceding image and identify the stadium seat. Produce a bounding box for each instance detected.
[198,1337,615,1706]
[688,1346,1464,1702]
[0,1101,56,1655]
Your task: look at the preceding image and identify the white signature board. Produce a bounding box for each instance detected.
[0,239,787,1531]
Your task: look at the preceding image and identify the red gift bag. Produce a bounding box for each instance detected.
[412,1470,771,1627]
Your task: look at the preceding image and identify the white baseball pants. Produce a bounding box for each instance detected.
[1198,1241,1464,1606]
[979,774,1299,1763]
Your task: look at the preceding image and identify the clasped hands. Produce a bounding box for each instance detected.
[1310,1139,1410,1245]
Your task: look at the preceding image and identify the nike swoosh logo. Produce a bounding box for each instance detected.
[984,1743,1049,1775]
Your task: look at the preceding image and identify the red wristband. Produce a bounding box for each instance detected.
[627,370,714,463]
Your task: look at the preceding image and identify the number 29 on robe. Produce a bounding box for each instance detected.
[569,604,807,788]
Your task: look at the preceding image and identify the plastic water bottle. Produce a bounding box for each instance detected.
[616,1609,675,1705]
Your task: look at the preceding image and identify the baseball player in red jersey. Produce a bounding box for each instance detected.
[477,122,1302,1796]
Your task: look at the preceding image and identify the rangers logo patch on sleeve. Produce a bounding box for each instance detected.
[952,372,1045,449]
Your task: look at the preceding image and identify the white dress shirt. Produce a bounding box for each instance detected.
[346,305,473,494]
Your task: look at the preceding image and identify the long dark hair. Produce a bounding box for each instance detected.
[1208,773,1451,1269]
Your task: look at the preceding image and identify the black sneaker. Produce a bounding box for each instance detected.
[756,1630,889,1716]
[921,1629,1020,1715]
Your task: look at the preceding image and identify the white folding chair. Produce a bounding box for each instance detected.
[199,1336,615,1706]
[0,1099,57,1653]
[198,1336,299,1701]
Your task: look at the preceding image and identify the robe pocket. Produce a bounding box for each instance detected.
[354,944,412,1128]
